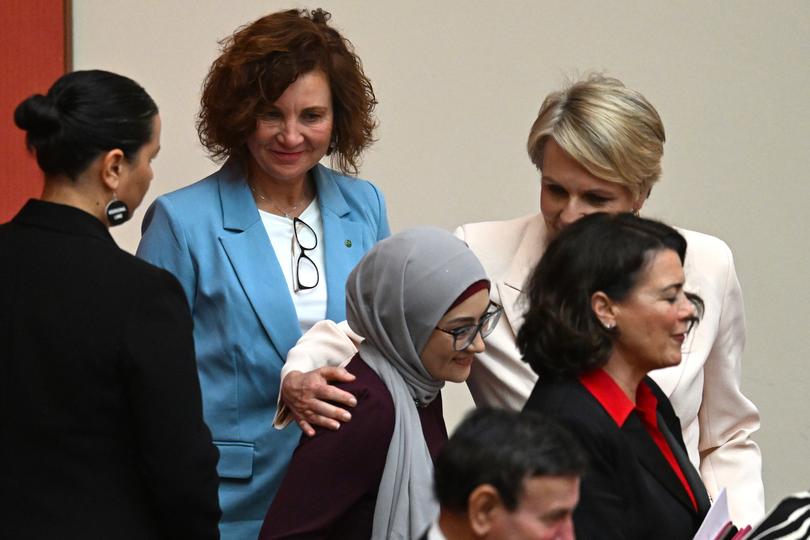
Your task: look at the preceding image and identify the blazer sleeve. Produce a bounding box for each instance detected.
[369,180,391,242]
[696,244,764,522]
[274,320,362,428]
[136,196,197,308]
[259,371,394,539]
[122,270,221,539]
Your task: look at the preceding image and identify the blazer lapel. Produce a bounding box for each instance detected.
[217,163,302,359]
[496,283,522,340]
[623,413,698,515]
[314,165,366,322]
[658,412,711,516]
[498,215,547,333]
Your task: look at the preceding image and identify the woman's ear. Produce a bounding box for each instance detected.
[635,187,652,212]
[467,484,502,536]
[99,149,125,191]
[591,291,617,329]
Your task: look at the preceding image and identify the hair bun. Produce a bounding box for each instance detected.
[309,8,331,24]
[14,94,61,136]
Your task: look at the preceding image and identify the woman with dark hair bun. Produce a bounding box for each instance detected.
[521,212,711,539]
[137,8,389,538]
[0,70,220,539]
[15,70,159,195]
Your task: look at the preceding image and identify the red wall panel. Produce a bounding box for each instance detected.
[0,0,68,222]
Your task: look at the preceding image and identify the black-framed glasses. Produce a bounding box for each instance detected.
[293,217,319,292]
[435,301,503,351]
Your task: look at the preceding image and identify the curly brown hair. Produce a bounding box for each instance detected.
[197,8,376,175]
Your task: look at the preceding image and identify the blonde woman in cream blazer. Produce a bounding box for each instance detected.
[276,75,764,524]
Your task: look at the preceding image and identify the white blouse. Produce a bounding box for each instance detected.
[259,199,327,333]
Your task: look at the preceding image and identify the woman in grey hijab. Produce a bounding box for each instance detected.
[259,227,501,540]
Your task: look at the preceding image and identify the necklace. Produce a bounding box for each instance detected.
[250,185,303,219]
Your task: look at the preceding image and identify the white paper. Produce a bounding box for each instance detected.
[693,488,731,540]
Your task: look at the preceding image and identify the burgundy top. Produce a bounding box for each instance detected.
[578,369,698,511]
[259,353,448,539]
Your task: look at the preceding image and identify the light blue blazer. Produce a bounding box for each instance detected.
[137,160,390,539]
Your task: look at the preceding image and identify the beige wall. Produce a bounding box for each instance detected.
[73,0,810,509]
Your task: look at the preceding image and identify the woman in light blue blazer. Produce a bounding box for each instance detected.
[137,9,389,539]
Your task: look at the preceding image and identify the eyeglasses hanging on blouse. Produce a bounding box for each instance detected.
[293,217,319,292]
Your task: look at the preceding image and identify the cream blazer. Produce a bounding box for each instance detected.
[278,213,764,523]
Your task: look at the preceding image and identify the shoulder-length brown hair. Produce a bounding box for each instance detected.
[197,8,376,175]
[517,213,703,380]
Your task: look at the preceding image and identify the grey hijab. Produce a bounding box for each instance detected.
[346,227,488,540]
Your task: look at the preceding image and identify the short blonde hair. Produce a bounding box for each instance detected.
[527,74,665,199]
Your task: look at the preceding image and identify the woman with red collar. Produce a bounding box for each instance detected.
[520,212,711,539]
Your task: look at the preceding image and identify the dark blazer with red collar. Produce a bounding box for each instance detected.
[524,375,710,540]
[0,200,220,539]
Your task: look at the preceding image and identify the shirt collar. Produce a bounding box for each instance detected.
[12,199,114,245]
[634,380,660,430]
[578,369,658,427]
[427,520,447,540]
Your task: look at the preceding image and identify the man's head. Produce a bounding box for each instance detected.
[434,408,586,540]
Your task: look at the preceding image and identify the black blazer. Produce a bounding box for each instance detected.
[0,200,221,539]
[524,375,710,540]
